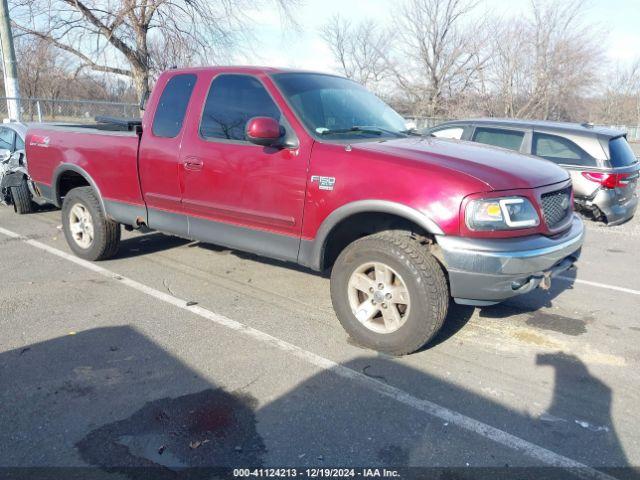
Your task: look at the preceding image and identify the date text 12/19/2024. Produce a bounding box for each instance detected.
[233,468,400,478]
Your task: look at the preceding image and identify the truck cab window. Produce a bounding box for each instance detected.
[200,75,281,142]
[533,133,596,166]
[152,74,197,138]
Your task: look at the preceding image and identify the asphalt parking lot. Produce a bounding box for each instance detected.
[1,203,639,479]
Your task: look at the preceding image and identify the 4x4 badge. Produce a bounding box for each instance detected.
[311,175,336,191]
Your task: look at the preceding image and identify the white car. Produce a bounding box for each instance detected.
[0,121,38,214]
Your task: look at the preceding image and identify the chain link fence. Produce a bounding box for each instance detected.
[601,125,640,142]
[404,116,453,130]
[0,97,139,123]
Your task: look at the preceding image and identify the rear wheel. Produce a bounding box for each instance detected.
[10,179,35,214]
[62,187,120,261]
[330,231,449,356]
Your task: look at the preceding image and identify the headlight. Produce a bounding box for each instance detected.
[466,196,539,231]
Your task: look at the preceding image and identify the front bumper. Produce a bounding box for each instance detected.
[436,214,585,305]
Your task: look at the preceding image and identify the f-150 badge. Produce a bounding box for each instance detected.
[311,175,336,191]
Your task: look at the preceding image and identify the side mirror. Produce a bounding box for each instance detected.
[0,149,10,161]
[246,117,283,147]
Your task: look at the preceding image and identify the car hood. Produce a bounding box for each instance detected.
[354,137,569,191]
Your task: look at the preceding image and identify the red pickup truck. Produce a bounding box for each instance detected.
[25,66,584,355]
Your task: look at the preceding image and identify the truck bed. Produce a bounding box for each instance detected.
[25,124,145,220]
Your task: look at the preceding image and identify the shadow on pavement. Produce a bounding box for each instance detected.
[195,242,326,277]
[480,267,578,318]
[475,268,593,337]
[114,233,191,260]
[427,301,475,348]
[108,231,325,277]
[0,326,636,479]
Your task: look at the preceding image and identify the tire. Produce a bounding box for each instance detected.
[61,186,120,261]
[10,179,35,214]
[330,230,449,356]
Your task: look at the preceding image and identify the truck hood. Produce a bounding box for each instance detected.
[355,137,569,191]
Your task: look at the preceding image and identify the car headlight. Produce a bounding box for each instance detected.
[466,196,539,231]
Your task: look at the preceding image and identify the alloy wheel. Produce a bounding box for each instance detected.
[347,261,411,334]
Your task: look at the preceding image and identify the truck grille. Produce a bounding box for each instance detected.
[541,187,572,228]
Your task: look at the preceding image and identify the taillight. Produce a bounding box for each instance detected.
[581,171,631,189]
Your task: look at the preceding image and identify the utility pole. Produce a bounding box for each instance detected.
[0,0,20,121]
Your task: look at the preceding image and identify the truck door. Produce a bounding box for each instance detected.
[178,73,308,262]
[138,73,197,235]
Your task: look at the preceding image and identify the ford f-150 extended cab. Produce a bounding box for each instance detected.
[25,66,584,355]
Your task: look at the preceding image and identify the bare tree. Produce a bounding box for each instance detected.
[10,0,299,101]
[12,35,116,100]
[482,19,529,117]
[320,14,392,91]
[391,0,490,116]
[320,0,606,124]
[147,34,205,79]
[485,0,604,121]
[13,36,62,99]
[599,58,640,125]
[0,35,138,119]
[527,0,598,119]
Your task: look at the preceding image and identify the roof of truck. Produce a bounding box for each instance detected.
[166,66,334,76]
[430,118,625,138]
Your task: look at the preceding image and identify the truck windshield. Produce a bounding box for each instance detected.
[271,73,407,140]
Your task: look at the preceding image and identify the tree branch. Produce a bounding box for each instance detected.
[13,23,133,77]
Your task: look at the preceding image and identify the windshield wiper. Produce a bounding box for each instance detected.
[317,126,383,136]
[317,126,407,137]
[399,128,422,136]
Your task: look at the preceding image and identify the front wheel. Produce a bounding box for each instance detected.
[330,231,449,356]
[62,187,120,261]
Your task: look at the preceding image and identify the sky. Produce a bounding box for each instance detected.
[242,0,640,74]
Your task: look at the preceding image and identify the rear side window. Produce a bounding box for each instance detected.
[608,136,638,167]
[533,133,596,166]
[431,127,464,139]
[200,74,281,142]
[472,127,524,151]
[152,74,197,138]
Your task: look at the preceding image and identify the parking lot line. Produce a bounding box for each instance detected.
[558,276,640,296]
[0,226,621,480]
